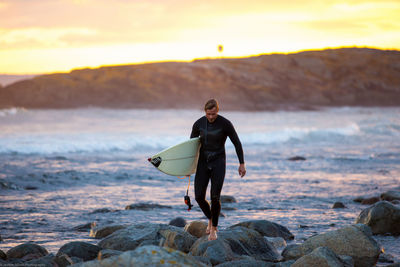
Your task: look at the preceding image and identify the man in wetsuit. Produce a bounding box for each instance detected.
[190,99,246,240]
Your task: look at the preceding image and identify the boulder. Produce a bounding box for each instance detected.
[25,253,56,267]
[169,217,187,227]
[230,220,294,240]
[355,201,400,235]
[220,195,237,203]
[190,226,280,265]
[89,225,126,239]
[381,190,400,201]
[73,245,206,267]
[6,242,48,260]
[215,258,276,266]
[98,223,196,253]
[125,203,172,210]
[288,156,306,161]
[0,250,6,260]
[282,244,303,261]
[332,202,346,209]
[73,222,95,232]
[265,236,286,250]
[53,253,83,267]
[361,197,380,205]
[97,249,122,260]
[56,241,101,262]
[184,221,208,238]
[291,247,347,267]
[295,224,381,267]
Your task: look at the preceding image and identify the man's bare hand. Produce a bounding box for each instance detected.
[238,163,246,178]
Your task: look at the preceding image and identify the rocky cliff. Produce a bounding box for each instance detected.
[1,48,399,110]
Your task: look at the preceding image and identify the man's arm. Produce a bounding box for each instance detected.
[190,120,199,138]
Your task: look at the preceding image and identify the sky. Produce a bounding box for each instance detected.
[0,0,399,74]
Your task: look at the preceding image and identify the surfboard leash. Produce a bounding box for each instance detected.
[178,175,193,211]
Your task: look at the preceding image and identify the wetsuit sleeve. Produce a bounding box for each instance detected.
[190,120,200,138]
[226,121,245,164]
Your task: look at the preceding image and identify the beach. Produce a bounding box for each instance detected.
[0,107,399,264]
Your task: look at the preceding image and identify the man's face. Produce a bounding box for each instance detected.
[205,107,218,123]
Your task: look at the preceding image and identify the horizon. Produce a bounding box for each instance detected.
[1,0,399,75]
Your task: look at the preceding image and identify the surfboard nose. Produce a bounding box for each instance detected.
[147,158,151,162]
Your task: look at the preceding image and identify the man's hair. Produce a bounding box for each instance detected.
[204,99,219,111]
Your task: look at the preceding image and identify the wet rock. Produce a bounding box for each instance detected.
[184,221,208,238]
[361,197,380,205]
[25,253,55,267]
[291,247,346,267]
[89,208,113,214]
[54,253,83,267]
[169,217,187,227]
[97,249,122,260]
[125,203,172,210]
[0,250,6,260]
[355,201,400,235]
[215,258,276,266]
[381,190,400,201]
[56,241,101,262]
[98,223,196,253]
[378,253,396,264]
[89,224,126,239]
[74,245,205,267]
[24,186,38,190]
[73,222,95,232]
[353,196,364,203]
[220,195,237,203]
[6,242,48,260]
[190,226,280,265]
[230,219,294,240]
[332,202,346,209]
[282,244,303,261]
[288,156,306,161]
[294,224,381,267]
[265,236,287,250]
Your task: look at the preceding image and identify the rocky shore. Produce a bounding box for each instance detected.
[1,189,399,267]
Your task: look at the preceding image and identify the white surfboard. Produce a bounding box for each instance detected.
[148,137,201,176]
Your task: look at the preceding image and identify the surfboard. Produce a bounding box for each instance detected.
[148,137,201,176]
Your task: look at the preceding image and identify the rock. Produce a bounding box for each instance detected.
[24,186,38,190]
[125,203,172,210]
[98,223,196,253]
[97,249,123,260]
[356,201,400,235]
[73,245,206,267]
[184,221,208,238]
[282,244,304,261]
[89,208,114,214]
[295,224,381,267]
[332,202,346,209]
[288,156,306,161]
[0,250,6,260]
[169,217,187,227]
[190,226,280,265]
[381,190,400,201]
[230,220,294,240]
[378,253,396,264]
[291,247,346,267]
[361,197,380,205]
[265,237,287,250]
[73,222,95,232]
[6,242,48,259]
[54,253,83,267]
[56,241,101,262]
[220,195,237,203]
[89,225,126,239]
[215,258,275,266]
[25,253,55,267]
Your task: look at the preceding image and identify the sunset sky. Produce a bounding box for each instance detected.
[1,0,399,74]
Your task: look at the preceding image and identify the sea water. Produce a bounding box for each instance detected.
[0,107,399,261]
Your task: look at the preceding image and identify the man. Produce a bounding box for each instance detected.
[190,99,246,240]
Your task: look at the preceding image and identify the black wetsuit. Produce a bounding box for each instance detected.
[190,115,244,226]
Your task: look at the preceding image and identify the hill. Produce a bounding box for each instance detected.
[1,48,399,110]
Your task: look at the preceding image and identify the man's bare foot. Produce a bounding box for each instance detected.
[205,219,212,234]
[208,226,218,241]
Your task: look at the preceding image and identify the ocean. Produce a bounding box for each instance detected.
[0,107,399,261]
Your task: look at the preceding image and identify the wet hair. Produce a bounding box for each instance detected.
[204,99,219,111]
